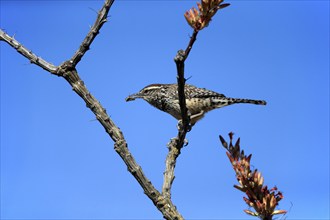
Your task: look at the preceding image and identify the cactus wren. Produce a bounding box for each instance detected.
[126,84,266,126]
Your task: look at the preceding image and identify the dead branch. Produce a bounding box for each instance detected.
[162,0,229,201]
[0,0,183,219]
[162,31,198,199]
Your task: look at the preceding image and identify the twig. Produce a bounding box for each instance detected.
[70,0,114,66]
[0,29,57,74]
[184,30,198,62]
[1,0,183,219]
[176,29,199,132]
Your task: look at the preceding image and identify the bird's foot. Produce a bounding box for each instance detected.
[183,138,189,146]
[177,120,183,130]
[177,120,192,132]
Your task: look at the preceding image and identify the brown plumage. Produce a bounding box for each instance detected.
[126,84,266,126]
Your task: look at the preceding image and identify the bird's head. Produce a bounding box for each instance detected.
[125,84,166,103]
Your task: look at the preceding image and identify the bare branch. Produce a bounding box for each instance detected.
[183,30,198,63]
[162,28,199,200]
[162,138,180,199]
[59,62,182,218]
[114,140,183,220]
[162,0,229,206]
[70,0,115,66]
[0,29,57,74]
[175,29,198,131]
[1,0,184,219]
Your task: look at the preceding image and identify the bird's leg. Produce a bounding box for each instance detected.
[189,110,205,126]
[177,108,192,129]
[176,121,189,144]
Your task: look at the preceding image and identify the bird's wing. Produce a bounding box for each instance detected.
[185,84,226,99]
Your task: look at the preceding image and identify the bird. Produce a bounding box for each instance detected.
[126,83,266,126]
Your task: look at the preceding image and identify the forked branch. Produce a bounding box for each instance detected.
[1,0,182,219]
[162,0,230,201]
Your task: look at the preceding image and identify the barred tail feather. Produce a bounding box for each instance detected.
[211,97,267,110]
[229,98,267,105]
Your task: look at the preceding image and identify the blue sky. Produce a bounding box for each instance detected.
[1,0,329,219]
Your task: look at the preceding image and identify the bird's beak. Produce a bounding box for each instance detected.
[125,93,141,102]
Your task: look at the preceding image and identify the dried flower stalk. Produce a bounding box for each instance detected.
[220,132,287,219]
[184,0,230,30]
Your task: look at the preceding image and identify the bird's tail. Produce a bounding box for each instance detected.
[228,98,267,106]
[208,97,266,112]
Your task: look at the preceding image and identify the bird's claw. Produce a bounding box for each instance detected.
[177,120,183,130]
[183,138,189,146]
[177,120,192,132]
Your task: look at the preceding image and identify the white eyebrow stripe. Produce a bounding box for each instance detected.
[143,86,161,91]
